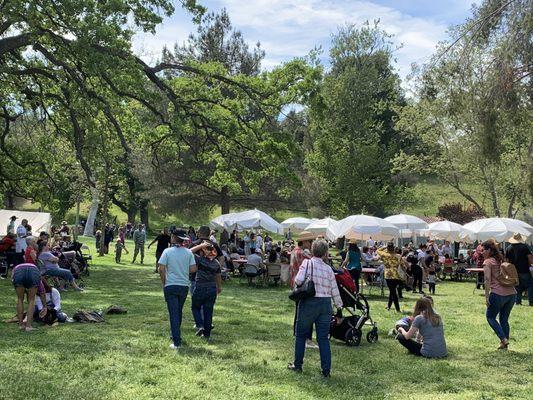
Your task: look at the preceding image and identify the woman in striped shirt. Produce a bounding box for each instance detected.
[288,239,343,378]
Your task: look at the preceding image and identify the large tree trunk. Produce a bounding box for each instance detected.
[220,186,230,214]
[98,177,110,257]
[83,187,99,237]
[3,190,14,209]
[127,205,138,224]
[139,200,149,230]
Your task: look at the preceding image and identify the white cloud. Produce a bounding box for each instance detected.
[132,0,467,79]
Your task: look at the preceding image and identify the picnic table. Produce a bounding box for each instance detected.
[361,266,384,297]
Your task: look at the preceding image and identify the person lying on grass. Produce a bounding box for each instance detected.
[396,297,447,358]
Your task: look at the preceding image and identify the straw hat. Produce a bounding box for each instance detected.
[296,231,317,242]
[348,239,358,244]
[508,233,525,244]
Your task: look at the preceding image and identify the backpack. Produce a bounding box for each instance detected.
[498,262,519,287]
[73,310,105,323]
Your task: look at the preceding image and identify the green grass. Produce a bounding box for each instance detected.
[1,239,532,400]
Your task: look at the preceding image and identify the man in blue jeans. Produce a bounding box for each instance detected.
[505,233,533,306]
[158,230,197,350]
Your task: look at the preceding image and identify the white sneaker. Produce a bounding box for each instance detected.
[169,343,181,350]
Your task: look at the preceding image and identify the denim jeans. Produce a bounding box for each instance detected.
[486,292,516,340]
[191,285,217,337]
[516,273,532,305]
[294,297,332,374]
[164,285,189,346]
[44,267,74,283]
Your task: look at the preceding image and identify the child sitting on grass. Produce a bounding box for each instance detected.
[115,238,128,263]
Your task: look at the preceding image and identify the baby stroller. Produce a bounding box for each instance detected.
[330,269,378,346]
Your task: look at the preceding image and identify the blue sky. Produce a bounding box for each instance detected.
[133,0,475,79]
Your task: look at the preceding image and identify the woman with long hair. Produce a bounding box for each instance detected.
[396,297,447,358]
[341,240,362,293]
[482,240,516,350]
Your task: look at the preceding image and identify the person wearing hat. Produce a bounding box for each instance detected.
[340,239,362,293]
[290,231,315,287]
[7,215,17,235]
[158,230,198,350]
[189,241,222,340]
[290,231,317,349]
[505,233,533,306]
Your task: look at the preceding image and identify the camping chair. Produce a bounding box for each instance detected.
[242,264,263,285]
[265,263,281,286]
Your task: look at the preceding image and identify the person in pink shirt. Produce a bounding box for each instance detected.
[482,240,517,350]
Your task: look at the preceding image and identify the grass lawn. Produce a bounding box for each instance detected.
[0,239,531,400]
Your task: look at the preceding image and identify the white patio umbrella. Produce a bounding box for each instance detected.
[427,220,471,242]
[384,214,429,240]
[280,217,315,233]
[461,217,533,243]
[210,209,283,234]
[304,217,337,237]
[327,214,400,241]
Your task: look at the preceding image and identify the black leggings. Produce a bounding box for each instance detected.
[412,266,423,292]
[349,269,361,293]
[386,279,402,311]
[397,334,422,356]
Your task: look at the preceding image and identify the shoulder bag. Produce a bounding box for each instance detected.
[289,260,316,302]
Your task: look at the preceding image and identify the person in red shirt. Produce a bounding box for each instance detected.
[0,233,17,276]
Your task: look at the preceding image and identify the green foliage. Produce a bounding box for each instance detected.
[306,22,406,217]
[0,238,532,399]
[394,0,532,217]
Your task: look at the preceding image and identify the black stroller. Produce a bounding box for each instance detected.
[330,269,378,346]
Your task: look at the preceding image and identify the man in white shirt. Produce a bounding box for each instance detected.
[255,232,263,252]
[417,244,428,268]
[367,237,375,248]
[15,219,28,254]
[441,241,453,257]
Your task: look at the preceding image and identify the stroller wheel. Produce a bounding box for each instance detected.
[345,328,361,347]
[367,328,378,343]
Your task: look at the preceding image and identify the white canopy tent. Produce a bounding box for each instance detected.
[0,210,52,235]
[280,217,316,233]
[210,209,283,234]
[427,221,472,242]
[304,217,337,238]
[461,217,533,243]
[327,215,400,241]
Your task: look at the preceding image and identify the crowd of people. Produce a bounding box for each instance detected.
[1,214,531,378]
[1,216,85,330]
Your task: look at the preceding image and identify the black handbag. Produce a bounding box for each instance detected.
[289,261,316,302]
